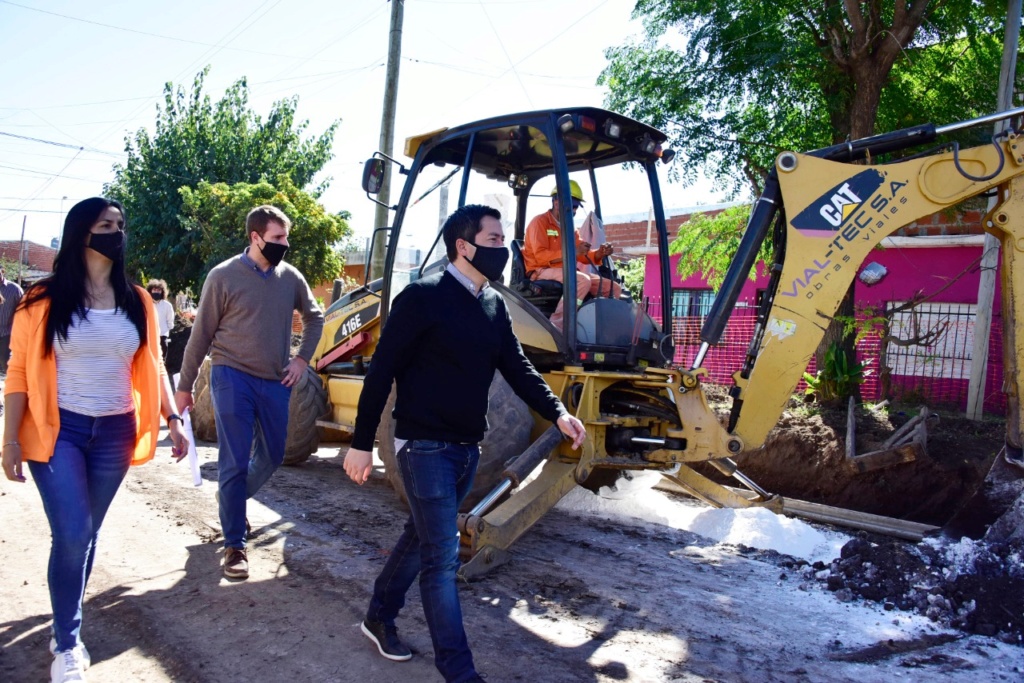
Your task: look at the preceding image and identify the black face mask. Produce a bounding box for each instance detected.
[468,243,509,281]
[88,231,125,262]
[258,237,289,268]
[150,291,164,301]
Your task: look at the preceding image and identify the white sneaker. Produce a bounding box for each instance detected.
[50,649,88,682]
[49,637,91,669]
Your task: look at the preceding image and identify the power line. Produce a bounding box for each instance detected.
[0,148,85,223]
[0,196,78,201]
[417,0,550,3]
[0,162,91,178]
[263,60,386,100]
[0,147,120,163]
[0,0,354,64]
[0,120,134,128]
[0,131,121,157]
[85,0,287,152]
[477,0,533,106]
[268,5,388,81]
[0,95,161,112]
[0,65,380,115]
[26,108,100,153]
[402,55,596,82]
[256,58,386,98]
[443,0,614,114]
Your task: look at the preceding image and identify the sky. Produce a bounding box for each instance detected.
[0,0,727,249]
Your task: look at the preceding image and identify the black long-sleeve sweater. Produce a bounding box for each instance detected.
[351,271,567,450]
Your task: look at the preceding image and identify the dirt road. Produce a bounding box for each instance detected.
[2,434,1022,682]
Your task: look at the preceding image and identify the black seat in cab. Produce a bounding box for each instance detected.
[509,239,562,316]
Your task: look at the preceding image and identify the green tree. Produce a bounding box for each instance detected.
[601,1,1008,196]
[669,205,761,289]
[616,256,647,300]
[0,256,22,285]
[179,176,351,292]
[602,1,1008,369]
[105,67,340,293]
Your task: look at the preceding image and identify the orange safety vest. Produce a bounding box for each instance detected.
[523,211,599,275]
[4,285,165,465]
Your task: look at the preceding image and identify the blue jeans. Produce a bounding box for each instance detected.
[28,409,136,653]
[367,440,480,683]
[210,364,291,548]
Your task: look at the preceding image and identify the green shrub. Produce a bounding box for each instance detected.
[803,342,872,403]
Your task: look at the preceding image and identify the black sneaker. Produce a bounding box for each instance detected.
[361,619,412,661]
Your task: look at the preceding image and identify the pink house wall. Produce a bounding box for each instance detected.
[642,242,1006,413]
[643,243,999,305]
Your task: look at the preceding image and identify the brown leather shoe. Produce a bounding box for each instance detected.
[223,547,249,579]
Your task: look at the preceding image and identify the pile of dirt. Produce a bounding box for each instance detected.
[787,534,1024,644]
[726,398,1005,528]
[699,389,1024,643]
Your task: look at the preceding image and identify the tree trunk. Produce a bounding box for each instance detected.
[847,66,885,139]
[815,282,857,377]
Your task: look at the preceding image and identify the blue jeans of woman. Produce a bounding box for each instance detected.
[210,364,291,549]
[367,440,480,683]
[28,408,136,653]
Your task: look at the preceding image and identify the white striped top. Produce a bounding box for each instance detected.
[55,308,140,416]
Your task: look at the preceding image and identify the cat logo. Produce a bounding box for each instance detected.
[791,169,885,236]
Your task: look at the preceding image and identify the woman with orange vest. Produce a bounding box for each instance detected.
[1,197,188,683]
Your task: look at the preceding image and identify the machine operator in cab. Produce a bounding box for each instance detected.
[522,180,621,330]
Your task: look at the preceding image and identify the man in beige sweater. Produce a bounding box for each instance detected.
[175,205,323,579]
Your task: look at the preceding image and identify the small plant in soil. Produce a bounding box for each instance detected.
[803,341,871,404]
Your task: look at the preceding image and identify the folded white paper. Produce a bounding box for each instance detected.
[182,408,202,487]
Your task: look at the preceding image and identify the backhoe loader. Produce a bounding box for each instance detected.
[281,105,1024,578]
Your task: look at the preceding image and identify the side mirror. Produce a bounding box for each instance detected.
[362,158,386,195]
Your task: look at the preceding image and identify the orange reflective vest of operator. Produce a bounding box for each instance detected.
[523,210,601,276]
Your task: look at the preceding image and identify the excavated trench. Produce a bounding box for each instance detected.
[719,393,1006,531]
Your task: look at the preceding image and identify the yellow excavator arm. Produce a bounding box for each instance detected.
[731,128,1024,448]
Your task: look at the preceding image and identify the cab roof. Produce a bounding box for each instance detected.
[404,107,668,184]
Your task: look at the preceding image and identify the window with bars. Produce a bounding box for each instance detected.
[671,289,715,318]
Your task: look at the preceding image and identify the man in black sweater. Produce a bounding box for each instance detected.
[344,204,585,683]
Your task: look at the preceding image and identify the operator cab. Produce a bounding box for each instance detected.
[362,107,676,371]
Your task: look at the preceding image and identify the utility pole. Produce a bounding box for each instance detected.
[438,183,449,230]
[370,0,404,280]
[965,0,1020,420]
[18,215,26,286]
[57,195,67,251]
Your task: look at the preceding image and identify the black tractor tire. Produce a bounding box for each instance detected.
[185,358,329,465]
[283,365,329,465]
[377,372,535,510]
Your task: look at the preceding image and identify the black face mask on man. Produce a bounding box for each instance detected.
[149,291,164,301]
[257,236,289,268]
[88,231,125,262]
[467,242,509,282]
